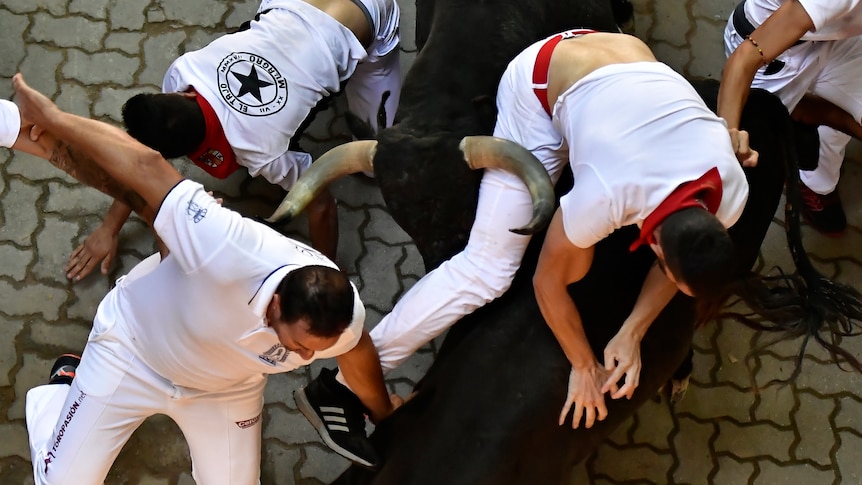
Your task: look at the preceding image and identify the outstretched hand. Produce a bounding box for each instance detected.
[12,73,59,128]
[559,364,616,429]
[66,225,119,282]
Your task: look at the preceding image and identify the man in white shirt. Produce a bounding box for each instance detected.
[13,72,396,483]
[720,0,862,235]
[65,0,401,281]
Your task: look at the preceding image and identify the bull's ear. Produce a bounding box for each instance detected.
[471,95,496,128]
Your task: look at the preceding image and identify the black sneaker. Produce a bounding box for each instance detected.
[295,368,379,469]
[799,182,847,236]
[48,354,81,385]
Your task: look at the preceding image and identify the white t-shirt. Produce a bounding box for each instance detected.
[745,0,862,40]
[554,62,749,249]
[163,0,370,190]
[97,180,364,392]
[0,100,20,148]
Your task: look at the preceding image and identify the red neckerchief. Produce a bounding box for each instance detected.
[629,167,723,252]
[187,88,241,179]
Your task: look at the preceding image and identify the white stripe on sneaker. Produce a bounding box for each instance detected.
[324,416,347,424]
[320,406,344,413]
[327,424,350,432]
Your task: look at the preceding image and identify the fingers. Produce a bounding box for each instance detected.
[389,393,405,412]
[559,398,574,427]
[100,251,114,275]
[730,129,759,168]
[29,124,44,141]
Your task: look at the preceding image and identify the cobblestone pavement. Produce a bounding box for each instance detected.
[2,0,862,484]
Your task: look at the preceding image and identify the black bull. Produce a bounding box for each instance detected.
[335,83,789,484]
[306,1,843,483]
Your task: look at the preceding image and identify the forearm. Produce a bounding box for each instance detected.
[619,262,678,339]
[535,280,597,369]
[717,53,758,130]
[101,199,134,234]
[336,330,393,423]
[36,130,153,223]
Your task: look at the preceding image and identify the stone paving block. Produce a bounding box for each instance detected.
[792,392,837,466]
[225,0,261,29]
[712,456,755,485]
[837,431,862,483]
[0,9,28,77]
[365,207,412,245]
[55,82,94,118]
[835,396,862,431]
[261,441,302,485]
[93,86,148,122]
[692,0,737,22]
[107,0,150,31]
[177,473,195,485]
[9,353,51,420]
[263,406,320,446]
[0,280,67,321]
[794,359,862,395]
[70,0,109,19]
[104,31,145,55]
[714,323,759,389]
[300,444,350,484]
[19,44,63,98]
[28,321,90,352]
[0,423,29,461]
[139,31,188,88]
[6,152,73,182]
[652,42,693,78]
[264,371,306,410]
[332,174,385,208]
[688,17,727,80]
[66,275,110,320]
[675,385,755,422]
[0,244,33,280]
[592,443,674,483]
[714,421,793,461]
[156,0,228,28]
[30,13,108,52]
[754,460,835,484]
[63,49,140,86]
[0,316,24,387]
[651,1,690,48]
[672,417,716,484]
[337,206,368,275]
[753,382,795,427]
[186,29,227,54]
[631,398,674,449]
[356,240,404,311]
[32,215,77,282]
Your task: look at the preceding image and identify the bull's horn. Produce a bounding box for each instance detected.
[266,140,377,223]
[459,136,555,235]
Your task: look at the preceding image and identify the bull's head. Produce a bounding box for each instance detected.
[267,135,556,267]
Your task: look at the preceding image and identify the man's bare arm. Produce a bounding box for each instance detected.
[13,73,181,218]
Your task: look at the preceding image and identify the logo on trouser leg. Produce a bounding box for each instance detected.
[44,390,87,474]
[235,413,261,429]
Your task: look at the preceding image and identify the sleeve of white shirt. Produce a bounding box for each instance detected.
[153,179,247,277]
[248,150,313,191]
[798,0,862,31]
[0,100,21,148]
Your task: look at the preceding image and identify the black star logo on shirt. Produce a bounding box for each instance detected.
[231,65,273,103]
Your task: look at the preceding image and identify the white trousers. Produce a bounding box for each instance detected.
[26,319,266,485]
[344,0,401,132]
[365,41,568,373]
[725,20,862,194]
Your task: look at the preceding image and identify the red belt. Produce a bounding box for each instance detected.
[532,29,597,116]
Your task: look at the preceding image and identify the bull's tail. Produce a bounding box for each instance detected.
[724,115,862,381]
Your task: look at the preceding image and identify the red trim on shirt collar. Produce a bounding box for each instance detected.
[187,88,241,179]
[629,167,723,252]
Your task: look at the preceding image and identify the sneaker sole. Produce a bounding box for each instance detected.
[295,386,377,469]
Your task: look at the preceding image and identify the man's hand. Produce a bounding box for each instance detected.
[728,128,759,168]
[559,364,615,429]
[602,329,642,400]
[66,225,119,281]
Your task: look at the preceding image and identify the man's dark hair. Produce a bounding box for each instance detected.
[275,265,355,338]
[122,93,205,158]
[659,207,736,300]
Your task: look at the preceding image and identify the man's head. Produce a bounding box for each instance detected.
[122,92,205,158]
[267,265,356,359]
[650,207,736,298]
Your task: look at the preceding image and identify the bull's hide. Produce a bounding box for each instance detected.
[334,84,790,484]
